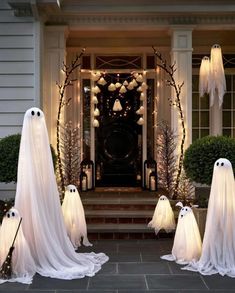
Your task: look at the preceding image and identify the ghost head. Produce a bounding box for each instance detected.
[148,195,175,235]
[62,185,92,248]
[0,208,36,283]
[161,202,202,264]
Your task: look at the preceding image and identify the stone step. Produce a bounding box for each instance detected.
[82,197,157,206]
[85,209,153,218]
[87,223,153,233]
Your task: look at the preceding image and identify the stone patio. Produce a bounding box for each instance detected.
[0,238,235,292]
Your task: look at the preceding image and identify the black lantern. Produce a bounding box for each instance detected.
[80,171,88,192]
[149,171,158,192]
[143,158,157,189]
[80,159,94,190]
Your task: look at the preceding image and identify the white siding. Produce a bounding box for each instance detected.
[0,0,39,198]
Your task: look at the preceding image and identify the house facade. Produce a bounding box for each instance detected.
[1,0,235,197]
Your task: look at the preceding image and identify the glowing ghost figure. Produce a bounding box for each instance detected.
[62,185,92,248]
[148,195,175,235]
[161,202,202,264]
[184,158,235,277]
[15,108,108,280]
[0,208,36,284]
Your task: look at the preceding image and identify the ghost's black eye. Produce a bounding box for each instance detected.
[31,110,35,116]
[221,162,224,166]
[7,213,10,218]
[73,189,76,192]
[185,208,188,211]
[181,214,184,218]
[12,212,15,217]
[70,189,72,193]
[216,162,219,166]
[37,111,40,117]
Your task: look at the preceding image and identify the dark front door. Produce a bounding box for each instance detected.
[95,76,142,186]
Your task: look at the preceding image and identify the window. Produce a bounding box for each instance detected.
[222,75,235,137]
[192,75,210,141]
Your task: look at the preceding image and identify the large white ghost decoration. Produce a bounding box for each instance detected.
[15,108,108,279]
[183,158,235,277]
[0,208,36,284]
[62,185,92,248]
[161,202,202,265]
[148,195,175,235]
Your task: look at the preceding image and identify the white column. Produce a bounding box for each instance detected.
[210,101,222,135]
[171,27,193,152]
[43,26,68,148]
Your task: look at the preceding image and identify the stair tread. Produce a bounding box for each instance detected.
[87,223,153,233]
[83,197,157,204]
[85,210,153,217]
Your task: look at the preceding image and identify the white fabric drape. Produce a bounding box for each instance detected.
[161,205,202,265]
[62,185,92,248]
[209,44,226,108]
[0,208,36,284]
[148,195,175,235]
[199,56,210,98]
[15,107,108,280]
[183,158,235,277]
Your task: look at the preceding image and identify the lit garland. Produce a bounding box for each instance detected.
[56,48,85,194]
[152,46,185,199]
[90,71,147,127]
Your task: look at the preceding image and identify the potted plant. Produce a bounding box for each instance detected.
[183,135,235,238]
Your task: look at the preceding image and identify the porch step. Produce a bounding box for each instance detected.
[83,189,175,240]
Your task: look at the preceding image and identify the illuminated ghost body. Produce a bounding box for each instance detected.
[148,195,175,235]
[15,108,108,279]
[184,158,235,277]
[62,185,92,248]
[161,203,202,264]
[0,208,36,284]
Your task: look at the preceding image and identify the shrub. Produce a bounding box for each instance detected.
[0,134,57,183]
[183,136,235,185]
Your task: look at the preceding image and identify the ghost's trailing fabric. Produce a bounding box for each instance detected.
[161,203,202,265]
[15,108,108,280]
[0,208,36,284]
[183,158,235,277]
[148,195,175,235]
[62,185,92,248]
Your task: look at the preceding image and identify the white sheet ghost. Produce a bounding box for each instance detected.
[15,108,108,280]
[62,185,92,248]
[161,202,202,265]
[183,158,235,277]
[0,208,36,284]
[148,195,175,235]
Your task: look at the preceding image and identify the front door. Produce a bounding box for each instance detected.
[95,75,142,186]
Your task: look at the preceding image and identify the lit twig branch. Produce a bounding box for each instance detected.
[152,46,186,199]
[56,48,85,194]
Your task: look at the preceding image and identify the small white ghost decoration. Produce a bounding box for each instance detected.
[137,117,144,125]
[161,202,202,265]
[93,119,99,127]
[113,99,122,112]
[97,77,107,86]
[136,106,144,115]
[136,74,143,83]
[92,86,101,94]
[183,158,235,277]
[0,208,36,284]
[92,96,98,104]
[94,108,100,117]
[132,79,138,87]
[62,185,92,248]
[119,85,127,94]
[115,82,122,88]
[108,83,116,91]
[127,82,134,90]
[91,71,101,81]
[140,92,145,101]
[123,80,128,86]
[148,195,175,235]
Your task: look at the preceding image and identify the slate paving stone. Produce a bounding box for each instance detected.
[59,291,116,293]
[168,262,199,275]
[146,275,207,290]
[97,263,117,275]
[0,282,29,290]
[141,253,164,262]
[108,252,141,262]
[29,274,88,290]
[202,274,235,290]
[118,262,170,274]
[0,291,54,293]
[88,275,147,290]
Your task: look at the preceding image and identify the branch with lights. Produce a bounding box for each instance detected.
[56,48,85,194]
[152,46,185,199]
[90,71,148,127]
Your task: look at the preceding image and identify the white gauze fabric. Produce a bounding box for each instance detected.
[15,107,108,279]
[161,204,202,265]
[209,44,226,108]
[199,56,210,98]
[62,185,92,248]
[148,195,175,235]
[0,208,36,284]
[183,158,235,277]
